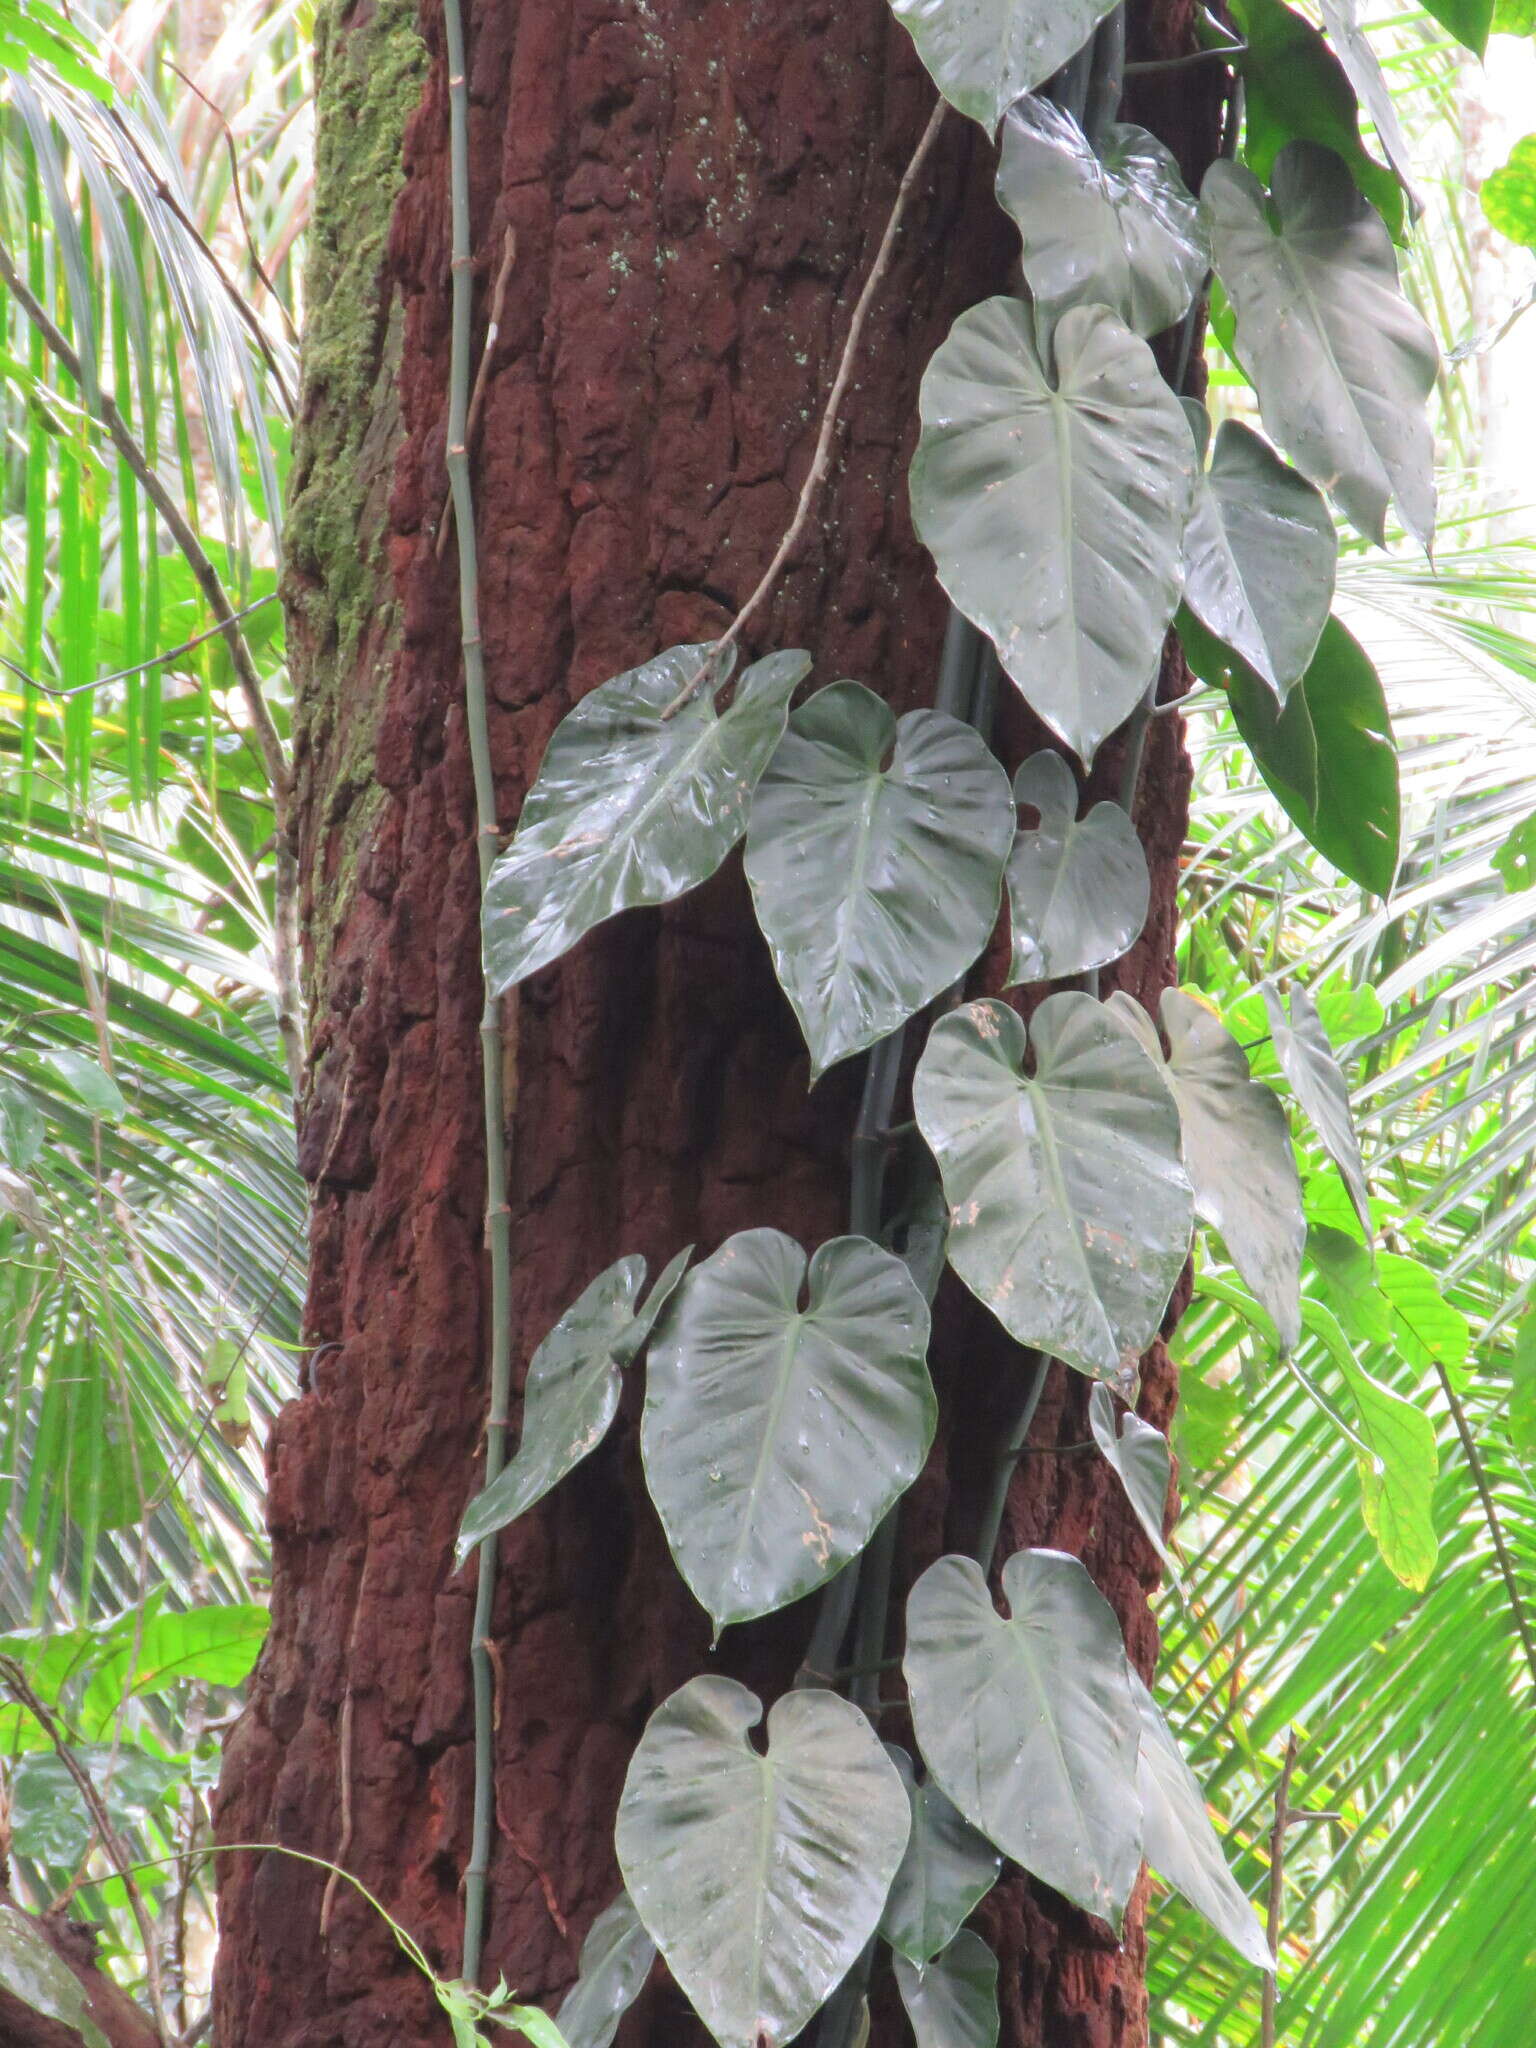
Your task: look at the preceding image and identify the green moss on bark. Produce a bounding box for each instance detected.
[286,0,424,670]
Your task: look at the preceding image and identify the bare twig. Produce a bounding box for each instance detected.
[0,239,305,1101]
[0,596,279,698]
[1437,1359,1536,1702]
[1261,1730,1300,2048]
[0,1657,172,2041]
[659,98,949,722]
[160,56,300,343]
[435,226,517,559]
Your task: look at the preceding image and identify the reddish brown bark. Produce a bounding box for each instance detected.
[213,4,1223,2043]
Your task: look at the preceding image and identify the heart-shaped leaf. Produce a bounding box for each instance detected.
[893,1930,1001,2048]
[615,1677,909,2048]
[1004,751,1149,985]
[996,97,1208,338]
[1180,405,1336,701]
[1483,134,1536,249]
[744,682,1013,1078]
[0,1904,109,2048]
[456,1248,691,1562]
[1202,144,1437,547]
[1111,988,1305,1350]
[886,0,1121,131]
[910,298,1194,763]
[1180,611,1399,896]
[904,1549,1142,1921]
[912,996,1191,1381]
[1087,1384,1173,1566]
[483,645,808,991]
[880,1745,1002,1965]
[642,1230,935,1630]
[1131,1673,1274,1970]
[1261,981,1371,1241]
[555,1890,656,2048]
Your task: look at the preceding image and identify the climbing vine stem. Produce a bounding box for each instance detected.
[441,0,515,1987]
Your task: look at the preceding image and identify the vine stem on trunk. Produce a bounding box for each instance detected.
[441,0,517,1989]
[659,98,949,722]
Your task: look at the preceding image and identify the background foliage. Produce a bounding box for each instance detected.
[1,0,1535,2043]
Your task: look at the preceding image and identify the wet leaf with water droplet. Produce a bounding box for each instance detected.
[616,1677,908,2048]
[904,1549,1143,1923]
[642,1230,935,1630]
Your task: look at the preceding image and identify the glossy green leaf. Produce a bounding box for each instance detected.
[9,1747,183,1870]
[1421,0,1493,50]
[642,1229,934,1630]
[1180,405,1336,701]
[1131,1673,1274,1970]
[1482,134,1536,248]
[913,995,1191,1382]
[1202,143,1437,547]
[79,1602,270,1735]
[1087,1384,1173,1565]
[893,1930,1001,2048]
[203,1336,252,1448]
[615,1676,909,2048]
[995,98,1207,338]
[906,1550,1142,1921]
[554,1891,656,2048]
[0,1904,109,2048]
[1229,0,1407,239]
[886,0,1121,131]
[456,1249,690,1563]
[1262,980,1372,1240]
[1004,752,1149,985]
[1111,987,1305,1349]
[482,646,808,992]
[880,1745,1002,1965]
[910,298,1194,763]
[1185,613,1399,896]
[744,682,1013,1078]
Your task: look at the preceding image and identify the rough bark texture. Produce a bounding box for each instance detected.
[213,4,1223,2043]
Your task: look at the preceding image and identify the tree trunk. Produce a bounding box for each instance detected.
[212,3,1223,2043]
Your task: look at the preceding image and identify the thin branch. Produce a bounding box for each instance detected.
[103,102,297,409]
[0,238,305,1100]
[1437,1359,1536,1702]
[660,98,949,722]
[1261,1731,1299,2048]
[0,596,279,698]
[1125,41,1246,74]
[0,1656,172,2042]
[159,56,300,344]
[436,225,517,559]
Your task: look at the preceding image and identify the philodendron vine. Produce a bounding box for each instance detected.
[443,1,1456,2042]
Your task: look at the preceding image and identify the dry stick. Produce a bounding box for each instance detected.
[0,595,279,697]
[0,1656,172,2042]
[435,225,517,560]
[659,97,949,723]
[1436,1358,1536,1701]
[160,56,300,345]
[1261,1730,1300,2048]
[0,241,305,1103]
